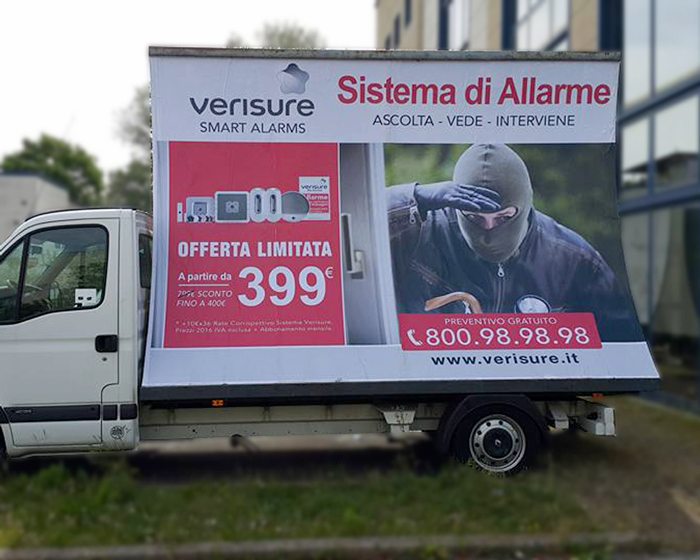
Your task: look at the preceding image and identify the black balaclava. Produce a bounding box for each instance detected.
[455,144,533,263]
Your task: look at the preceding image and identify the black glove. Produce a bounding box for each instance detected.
[414,182,501,218]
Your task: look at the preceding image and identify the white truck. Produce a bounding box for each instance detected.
[0,49,659,475]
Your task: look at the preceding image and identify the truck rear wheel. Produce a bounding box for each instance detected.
[452,405,541,476]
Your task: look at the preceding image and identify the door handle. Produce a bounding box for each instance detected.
[341,213,365,279]
[95,335,118,353]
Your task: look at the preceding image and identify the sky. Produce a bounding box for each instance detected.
[0,0,376,175]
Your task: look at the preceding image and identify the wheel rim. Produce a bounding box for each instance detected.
[469,414,526,473]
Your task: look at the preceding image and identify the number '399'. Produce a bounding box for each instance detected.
[237,266,326,307]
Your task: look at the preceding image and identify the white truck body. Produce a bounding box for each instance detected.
[0,208,619,461]
[0,50,657,474]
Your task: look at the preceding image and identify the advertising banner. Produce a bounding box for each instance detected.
[145,50,658,396]
[165,142,345,348]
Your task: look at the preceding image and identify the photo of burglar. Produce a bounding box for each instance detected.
[387,143,641,342]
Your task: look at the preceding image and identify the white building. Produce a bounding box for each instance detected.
[0,174,73,243]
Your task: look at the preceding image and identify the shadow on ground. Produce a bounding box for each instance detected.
[6,434,443,481]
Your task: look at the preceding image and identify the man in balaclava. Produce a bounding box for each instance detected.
[386,143,641,342]
[453,144,532,263]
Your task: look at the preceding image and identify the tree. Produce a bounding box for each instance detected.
[119,85,151,161]
[106,160,152,213]
[106,85,154,212]
[1,134,104,206]
[225,33,246,48]
[226,22,325,49]
[257,22,325,48]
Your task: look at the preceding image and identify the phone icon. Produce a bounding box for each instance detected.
[407,329,423,347]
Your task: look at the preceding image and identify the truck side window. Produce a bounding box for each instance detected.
[0,242,25,323]
[139,234,152,289]
[20,227,108,320]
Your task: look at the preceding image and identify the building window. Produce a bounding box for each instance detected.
[624,0,700,107]
[551,0,568,34]
[385,35,392,50]
[448,0,471,50]
[654,96,699,191]
[655,0,700,93]
[516,0,569,51]
[651,205,700,403]
[621,117,650,200]
[618,0,700,408]
[517,0,529,20]
[550,35,569,51]
[621,212,650,329]
[620,95,699,199]
[394,15,401,48]
[623,0,651,106]
[621,204,700,406]
[405,0,412,26]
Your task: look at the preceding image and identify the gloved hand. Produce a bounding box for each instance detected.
[414,182,501,216]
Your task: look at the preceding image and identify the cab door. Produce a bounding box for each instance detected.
[0,219,119,448]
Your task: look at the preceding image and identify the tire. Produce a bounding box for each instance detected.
[451,404,541,476]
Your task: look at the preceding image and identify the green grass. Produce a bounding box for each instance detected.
[0,459,596,548]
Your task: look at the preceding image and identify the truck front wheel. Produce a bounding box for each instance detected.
[452,405,541,476]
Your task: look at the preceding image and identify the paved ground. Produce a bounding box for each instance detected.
[553,398,700,551]
[0,534,647,560]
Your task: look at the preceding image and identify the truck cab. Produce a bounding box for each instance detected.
[0,209,150,457]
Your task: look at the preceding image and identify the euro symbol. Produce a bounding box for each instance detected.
[325,267,334,279]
